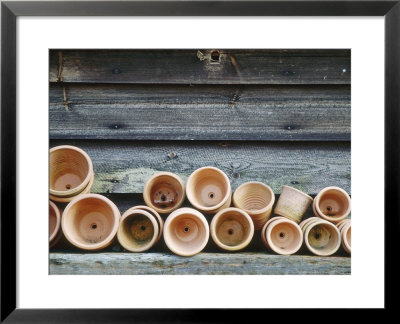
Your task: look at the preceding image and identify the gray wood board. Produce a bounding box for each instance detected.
[49,49,350,84]
[50,83,350,141]
[49,140,351,195]
[49,252,351,275]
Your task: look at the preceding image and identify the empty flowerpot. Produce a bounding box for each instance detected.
[274,185,313,223]
[262,217,303,255]
[210,207,254,251]
[232,181,275,230]
[128,205,164,244]
[49,201,62,248]
[303,218,341,256]
[313,186,351,223]
[49,172,95,203]
[143,172,185,214]
[186,166,232,214]
[50,145,94,198]
[117,208,159,252]
[260,216,286,248]
[163,207,209,256]
[61,193,120,250]
[336,219,351,254]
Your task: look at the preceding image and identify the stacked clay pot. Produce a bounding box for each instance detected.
[299,217,341,256]
[232,181,275,230]
[313,186,351,223]
[117,206,164,252]
[336,218,351,254]
[49,201,62,248]
[49,145,94,203]
[261,216,303,255]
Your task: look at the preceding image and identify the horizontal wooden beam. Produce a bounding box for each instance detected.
[49,140,351,195]
[50,49,350,84]
[50,83,350,141]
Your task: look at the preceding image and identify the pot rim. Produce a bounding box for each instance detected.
[314,186,351,222]
[49,200,61,243]
[118,208,159,252]
[163,207,209,256]
[265,217,303,255]
[232,181,275,215]
[61,193,120,251]
[49,145,94,197]
[186,166,232,212]
[260,216,286,248]
[210,207,254,251]
[341,222,351,253]
[49,171,95,203]
[143,171,186,214]
[127,205,164,243]
[304,219,341,256]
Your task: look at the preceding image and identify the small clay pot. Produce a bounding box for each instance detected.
[299,216,320,231]
[61,193,120,250]
[260,216,286,248]
[313,186,351,223]
[186,166,231,214]
[50,145,94,198]
[163,207,209,256]
[232,181,275,230]
[49,172,95,203]
[128,205,164,243]
[262,217,303,255]
[274,185,313,223]
[49,201,62,248]
[303,218,341,256]
[336,219,351,254]
[143,172,185,214]
[210,207,254,251]
[117,208,159,252]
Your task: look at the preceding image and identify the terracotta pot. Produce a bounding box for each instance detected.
[61,193,120,250]
[49,201,62,248]
[313,186,351,223]
[299,216,320,231]
[232,181,275,230]
[50,145,94,198]
[49,172,95,203]
[260,216,286,248]
[163,207,209,256]
[336,218,351,232]
[274,185,313,223]
[210,207,254,251]
[303,218,341,256]
[186,166,231,214]
[338,220,351,254]
[143,172,185,214]
[117,208,159,252]
[128,205,164,243]
[263,217,303,255]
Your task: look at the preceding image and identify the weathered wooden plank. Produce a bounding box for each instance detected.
[49,84,350,141]
[49,49,351,84]
[49,50,59,82]
[49,252,351,275]
[49,140,351,195]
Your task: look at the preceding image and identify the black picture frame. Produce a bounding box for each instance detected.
[1,0,398,321]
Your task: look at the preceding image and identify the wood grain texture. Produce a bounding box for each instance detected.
[49,49,351,84]
[50,83,350,141]
[49,140,351,195]
[49,252,350,275]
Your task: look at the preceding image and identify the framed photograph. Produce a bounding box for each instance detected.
[1,0,397,321]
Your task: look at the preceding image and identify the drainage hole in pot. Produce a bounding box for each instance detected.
[208,192,215,199]
[161,194,166,201]
[315,233,320,239]
[91,224,97,230]
[65,184,71,190]
[228,229,234,235]
[141,225,146,231]
[279,232,285,238]
[184,227,189,232]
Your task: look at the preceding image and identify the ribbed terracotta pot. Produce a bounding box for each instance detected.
[128,205,164,243]
[143,172,185,214]
[274,185,313,223]
[49,201,62,248]
[163,207,209,256]
[117,208,159,252]
[50,145,94,198]
[232,181,275,230]
[210,207,254,251]
[186,166,231,214]
[49,172,95,203]
[262,217,303,255]
[303,218,341,256]
[313,186,351,223]
[61,193,120,250]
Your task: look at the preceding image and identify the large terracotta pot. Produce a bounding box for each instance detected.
[50,145,94,198]
[117,208,159,252]
[313,186,351,223]
[186,166,231,214]
[163,207,209,256]
[49,201,62,248]
[210,207,254,251]
[61,193,120,250]
[143,172,185,214]
[232,181,275,230]
[274,185,313,223]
